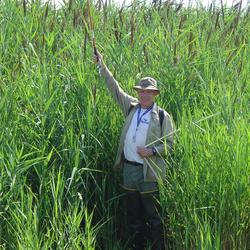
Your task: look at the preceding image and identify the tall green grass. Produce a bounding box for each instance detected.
[0,0,249,249]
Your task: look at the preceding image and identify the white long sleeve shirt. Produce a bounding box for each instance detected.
[124,105,154,163]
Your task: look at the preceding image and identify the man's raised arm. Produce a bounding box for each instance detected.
[93,51,138,116]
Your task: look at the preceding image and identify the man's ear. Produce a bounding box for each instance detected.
[153,91,159,97]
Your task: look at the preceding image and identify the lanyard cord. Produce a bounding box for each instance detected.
[136,103,154,128]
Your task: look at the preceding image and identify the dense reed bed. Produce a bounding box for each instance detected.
[0,0,249,249]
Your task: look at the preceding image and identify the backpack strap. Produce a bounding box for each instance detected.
[158,108,165,129]
[127,105,134,116]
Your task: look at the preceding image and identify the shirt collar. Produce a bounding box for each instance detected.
[151,103,157,114]
[135,102,158,115]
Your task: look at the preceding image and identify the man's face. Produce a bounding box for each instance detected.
[137,89,158,108]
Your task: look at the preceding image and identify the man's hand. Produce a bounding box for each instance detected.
[93,50,103,66]
[137,147,153,158]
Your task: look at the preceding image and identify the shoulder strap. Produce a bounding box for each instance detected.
[127,105,133,116]
[158,108,165,129]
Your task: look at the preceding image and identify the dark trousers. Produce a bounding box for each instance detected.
[124,190,165,250]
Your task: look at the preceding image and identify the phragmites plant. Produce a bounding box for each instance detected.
[0,0,249,249]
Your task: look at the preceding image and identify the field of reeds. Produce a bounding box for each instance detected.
[0,0,249,249]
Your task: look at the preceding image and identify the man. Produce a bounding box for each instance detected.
[93,51,174,250]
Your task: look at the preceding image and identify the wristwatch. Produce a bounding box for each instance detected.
[152,147,157,156]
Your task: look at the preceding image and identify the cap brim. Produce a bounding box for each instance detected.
[133,86,160,93]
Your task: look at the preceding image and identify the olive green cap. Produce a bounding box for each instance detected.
[133,77,160,93]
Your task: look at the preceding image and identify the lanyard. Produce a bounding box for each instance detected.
[136,103,154,128]
[132,103,153,143]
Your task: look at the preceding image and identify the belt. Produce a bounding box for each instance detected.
[124,159,143,166]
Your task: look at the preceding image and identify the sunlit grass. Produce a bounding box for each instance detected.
[0,0,249,249]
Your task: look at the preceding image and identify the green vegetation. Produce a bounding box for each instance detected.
[0,0,249,249]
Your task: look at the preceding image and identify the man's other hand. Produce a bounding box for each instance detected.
[137,147,153,157]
